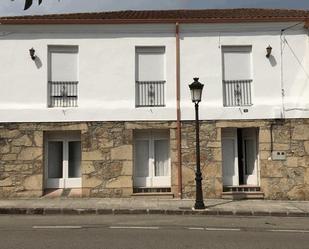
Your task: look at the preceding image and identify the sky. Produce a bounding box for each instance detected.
[1,0,309,17]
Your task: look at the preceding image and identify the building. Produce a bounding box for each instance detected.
[0,9,308,200]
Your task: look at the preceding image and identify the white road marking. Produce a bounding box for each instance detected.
[187,227,204,230]
[32,226,82,229]
[268,229,309,233]
[206,227,241,231]
[109,226,159,230]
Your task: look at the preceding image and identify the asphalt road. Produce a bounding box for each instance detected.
[0,215,309,249]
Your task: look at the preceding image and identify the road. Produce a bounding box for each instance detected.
[0,215,308,249]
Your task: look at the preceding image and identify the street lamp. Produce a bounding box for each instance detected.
[189,77,205,210]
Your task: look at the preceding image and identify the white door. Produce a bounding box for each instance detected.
[222,128,239,186]
[242,128,258,185]
[45,132,81,189]
[134,131,171,188]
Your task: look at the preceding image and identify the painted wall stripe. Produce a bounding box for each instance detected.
[32,226,82,229]
[109,226,159,230]
[206,227,241,231]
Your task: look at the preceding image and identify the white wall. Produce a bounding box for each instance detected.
[0,23,308,122]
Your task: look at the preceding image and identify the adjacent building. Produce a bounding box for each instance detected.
[0,9,308,200]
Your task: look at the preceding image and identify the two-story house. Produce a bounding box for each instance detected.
[0,9,308,200]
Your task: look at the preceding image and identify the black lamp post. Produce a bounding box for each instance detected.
[189,77,205,210]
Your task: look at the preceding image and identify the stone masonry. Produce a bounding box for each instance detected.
[82,121,177,197]
[0,121,178,198]
[180,119,309,200]
[181,121,222,199]
[0,119,308,200]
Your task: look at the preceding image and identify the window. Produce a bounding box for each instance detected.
[135,47,165,107]
[133,130,170,188]
[48,46,79,107]
[222,46,253,107]
[45,131,81,189]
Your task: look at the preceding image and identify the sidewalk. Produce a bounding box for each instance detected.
[0,198,309,217]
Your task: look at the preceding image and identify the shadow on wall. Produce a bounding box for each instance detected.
[268,55,277,67]
[34,57,42,69]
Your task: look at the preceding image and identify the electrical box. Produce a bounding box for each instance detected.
[272,151,286,161]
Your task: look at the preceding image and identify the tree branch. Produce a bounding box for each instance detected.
[24,0,43,10]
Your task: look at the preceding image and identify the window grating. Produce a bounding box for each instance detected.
[48,81,78,107]
[223,79,252,107]
[136,80,165,107]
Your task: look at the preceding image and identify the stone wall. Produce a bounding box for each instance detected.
[0,123,43,198]
[180,119,309,200]
[181,121,222,198]
[0,119,308,200]
[81,122,132,197]
[0,122,90,198]
[258,119,309,200]
[82,121,177,197]
[0,121,178,198]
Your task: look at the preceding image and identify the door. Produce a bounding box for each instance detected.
[242,128,258,185]
[221,128,239,186]
[134,130,170,188]
[45,132,81,189]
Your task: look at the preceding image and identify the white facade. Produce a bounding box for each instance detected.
[0,22,308,122]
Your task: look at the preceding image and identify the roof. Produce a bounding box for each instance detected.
[1,8,309,25]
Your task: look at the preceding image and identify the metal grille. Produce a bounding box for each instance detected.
[223,80,252,107]
[133,187,171,193]
[136,81,165,107]
[48,81,78,107]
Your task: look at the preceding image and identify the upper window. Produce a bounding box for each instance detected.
[48,46,79,107]
[135,47,166,107]
[222,46,253,107]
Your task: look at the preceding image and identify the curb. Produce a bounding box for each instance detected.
[0,208,308,217]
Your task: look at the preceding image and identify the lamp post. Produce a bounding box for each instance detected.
[189,77,205,210]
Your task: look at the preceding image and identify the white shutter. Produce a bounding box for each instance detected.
[49,46,78,82]
[68,141,81,178]
[222,46,252,80]
[154,140,169,177]
[48,141,63,178]
[136,47,165,81]
[135,140,150,177]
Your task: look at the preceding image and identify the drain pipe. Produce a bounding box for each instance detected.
[176,22,182,199]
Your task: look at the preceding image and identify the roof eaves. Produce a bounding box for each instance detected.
[0,17,308,25]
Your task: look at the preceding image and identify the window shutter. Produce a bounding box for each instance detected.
[136,47,165,81]
[49,46,78,82]
[48,141,63,178]
[134,140,150,177]
[222,46,252,80]
[154,140,169,177]
[68,141,81,178]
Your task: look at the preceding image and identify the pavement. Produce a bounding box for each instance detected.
[0,198,309,217]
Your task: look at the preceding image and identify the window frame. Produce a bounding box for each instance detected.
[135,46,166,107]
[133,130,171,188]
[47,45,79,108]
[221,45,254,107]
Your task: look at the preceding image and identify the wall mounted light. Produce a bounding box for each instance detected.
[266,45,272,58]
[29,48,36,60]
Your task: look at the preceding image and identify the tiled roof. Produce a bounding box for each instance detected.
[1,8,309,24]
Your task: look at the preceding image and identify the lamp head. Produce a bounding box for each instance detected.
[189,77,204,103]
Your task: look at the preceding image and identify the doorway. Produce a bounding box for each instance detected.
[44,131,81,189]
[133,130,171,189]
[221,128,259,186]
